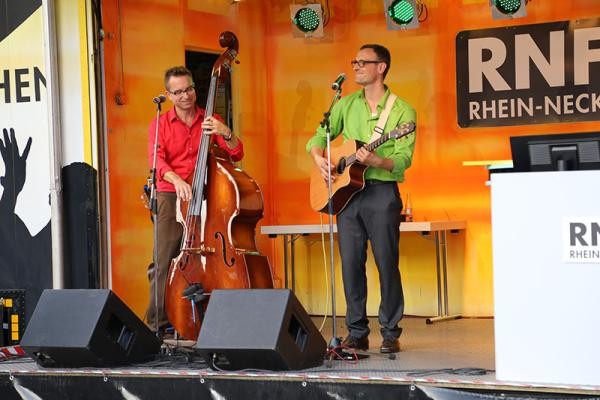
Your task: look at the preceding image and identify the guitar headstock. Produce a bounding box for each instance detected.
[389,121,416,139]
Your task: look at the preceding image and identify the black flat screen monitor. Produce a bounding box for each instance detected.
[510,132,600,172]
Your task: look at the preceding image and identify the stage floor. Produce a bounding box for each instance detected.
[2,317,600,399]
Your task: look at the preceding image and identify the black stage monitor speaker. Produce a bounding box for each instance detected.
[195,289,326,371]
[20,289,161,367]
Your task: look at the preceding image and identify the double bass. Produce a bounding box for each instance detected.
[165,31,273,340]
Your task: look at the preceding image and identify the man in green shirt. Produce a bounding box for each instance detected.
[306,44,416,354]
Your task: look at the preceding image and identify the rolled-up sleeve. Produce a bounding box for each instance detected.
[214,132,244,162]
[389,110,416,178]
[305,100,345,153]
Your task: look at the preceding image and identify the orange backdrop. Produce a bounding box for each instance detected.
[102,0,600,318]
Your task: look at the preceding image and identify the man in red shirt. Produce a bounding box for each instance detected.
[146,66,243,336]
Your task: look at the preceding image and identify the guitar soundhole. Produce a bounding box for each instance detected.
[336,158,346,174]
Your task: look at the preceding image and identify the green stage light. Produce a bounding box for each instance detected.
[384,0,419,30]
[289,4,324,38]
[490,0,527,19]
[494,0,521,14]
[293,7,320,33]
[388,0,415,25]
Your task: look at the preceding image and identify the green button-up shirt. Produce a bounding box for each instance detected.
[306,87,416,182]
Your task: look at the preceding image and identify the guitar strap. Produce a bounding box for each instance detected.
[369,93,397,143]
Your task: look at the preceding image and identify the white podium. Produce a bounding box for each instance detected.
[492,170,600,386]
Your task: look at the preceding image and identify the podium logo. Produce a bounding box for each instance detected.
[564,219,600,263]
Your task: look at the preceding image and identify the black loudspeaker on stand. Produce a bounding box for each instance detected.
[20,289,161,367]
[195,289,327,370]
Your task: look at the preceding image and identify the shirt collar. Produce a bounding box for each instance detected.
[167,105,205,123]
[359,85,391,113]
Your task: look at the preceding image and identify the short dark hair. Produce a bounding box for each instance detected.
[360,44,391,80]
[164,66,193,89]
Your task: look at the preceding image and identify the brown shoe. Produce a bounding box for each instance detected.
[380,337,400,353]
[342,335,369,351]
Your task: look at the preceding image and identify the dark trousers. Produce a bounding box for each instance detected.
[146,192,182,331]
[337,181,404,340]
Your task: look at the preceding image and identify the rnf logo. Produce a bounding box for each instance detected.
[563,218,600,263]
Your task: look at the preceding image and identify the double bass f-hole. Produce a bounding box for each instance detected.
[215,231,235,267]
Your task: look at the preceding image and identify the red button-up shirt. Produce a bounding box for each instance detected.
[148,106,244,193]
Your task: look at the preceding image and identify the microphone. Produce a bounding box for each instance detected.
[153,94,166,104]
[331,73,346,91]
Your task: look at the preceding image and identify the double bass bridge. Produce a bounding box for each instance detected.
[181,243,215,255]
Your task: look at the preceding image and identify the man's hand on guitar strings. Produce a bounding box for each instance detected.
[315,155,337,182]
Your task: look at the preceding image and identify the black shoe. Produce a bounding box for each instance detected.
[380,337,400,353]
[342,335,369,351]
[159,330,175,341]
[154,324,175,341]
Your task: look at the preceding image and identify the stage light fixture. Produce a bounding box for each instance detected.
[490,0,527,19]
[290,4,324,38]
[384,0,419,30]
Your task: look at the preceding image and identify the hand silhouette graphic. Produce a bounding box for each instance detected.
[0,127,51,323]
[0,128,32,197]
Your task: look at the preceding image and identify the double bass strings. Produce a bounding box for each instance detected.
[184,75,218,249]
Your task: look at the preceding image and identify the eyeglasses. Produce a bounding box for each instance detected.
[168,84,195,97]
[350,59,382,68]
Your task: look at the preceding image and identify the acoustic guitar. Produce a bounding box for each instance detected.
[309,121,415,214]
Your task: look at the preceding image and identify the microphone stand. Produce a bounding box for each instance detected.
[319,86,342,362]
[149,100,162,336]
